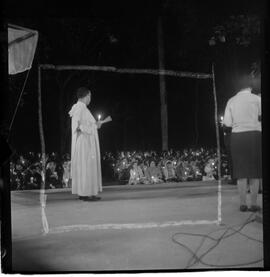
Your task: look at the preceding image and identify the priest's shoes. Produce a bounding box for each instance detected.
[79,195,101,201]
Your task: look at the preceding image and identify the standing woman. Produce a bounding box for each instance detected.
[223,74,262,212]
[69,87,102,201]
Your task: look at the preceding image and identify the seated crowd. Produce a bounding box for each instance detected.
[106,148,229,185]
[9,147,231,190]
[10,152,71,190]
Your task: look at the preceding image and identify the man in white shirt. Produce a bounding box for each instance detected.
[223,83,262,212]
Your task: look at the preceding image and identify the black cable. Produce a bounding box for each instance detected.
[226,224,263,244]
[171,213,263,268]
[172,224,231,269]
[199,218,263,267]
[189,214,262,268]
[172,226,226,268]
[187,227,230,268]
[198,228,263,268]
[188,214,257,268]
[189,225,243,268]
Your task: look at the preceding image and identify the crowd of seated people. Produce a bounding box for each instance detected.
[9,147,231,190]
[106,148,230,184]
[10,152,71,190]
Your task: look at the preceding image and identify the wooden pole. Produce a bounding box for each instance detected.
[212,63,222,224]
[39,64,212,79]
[158,16,168,151]
[38,65,49,234]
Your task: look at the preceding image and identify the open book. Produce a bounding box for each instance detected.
[100,116,112,124]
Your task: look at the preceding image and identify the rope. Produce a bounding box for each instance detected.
[8,69,30,141]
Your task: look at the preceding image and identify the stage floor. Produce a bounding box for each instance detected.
[10,181,263,272]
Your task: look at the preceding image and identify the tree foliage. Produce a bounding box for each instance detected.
[210,15,260,47]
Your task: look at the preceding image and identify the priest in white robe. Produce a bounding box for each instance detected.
[69,87,102,201]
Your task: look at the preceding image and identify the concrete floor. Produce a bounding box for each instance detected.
[10,181,263,272]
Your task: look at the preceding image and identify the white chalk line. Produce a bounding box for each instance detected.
[39,181,223,235]
[12,220,219,241]
[48,219,219,234]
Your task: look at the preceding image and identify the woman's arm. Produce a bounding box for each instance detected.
[258,95,261,122]
[223,100,233,128]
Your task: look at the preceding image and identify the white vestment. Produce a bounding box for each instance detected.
[69,101,102,196]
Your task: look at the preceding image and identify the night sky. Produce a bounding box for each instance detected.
[3,0,265,155]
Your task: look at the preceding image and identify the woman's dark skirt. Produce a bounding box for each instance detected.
[230,131,262,179]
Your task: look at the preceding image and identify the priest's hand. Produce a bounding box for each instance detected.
[76,126,82,134]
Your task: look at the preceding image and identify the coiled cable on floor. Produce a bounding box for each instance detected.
[171,213,263,268]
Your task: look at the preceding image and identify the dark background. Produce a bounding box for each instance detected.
[2,0,265,155]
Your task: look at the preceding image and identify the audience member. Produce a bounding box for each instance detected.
[145,160,163,184]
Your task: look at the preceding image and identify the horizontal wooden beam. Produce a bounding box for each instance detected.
[39,64,213,79]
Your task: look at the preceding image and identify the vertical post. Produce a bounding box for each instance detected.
[212,63,222,224]
[38,65,49,234]
[158,16,168,151]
